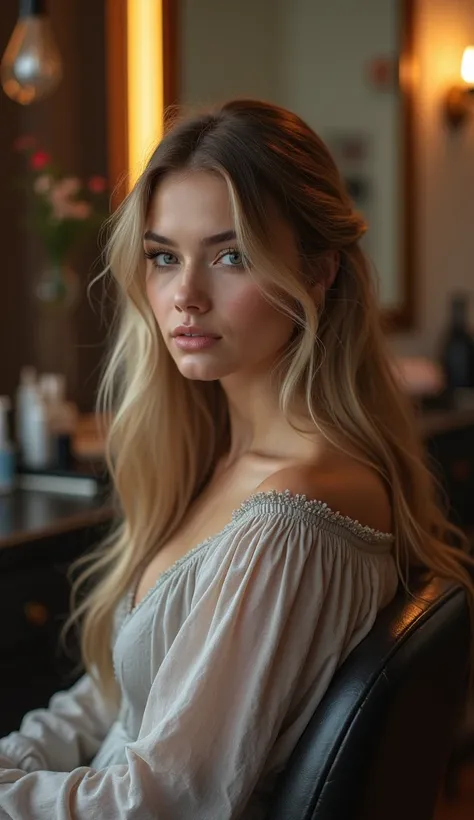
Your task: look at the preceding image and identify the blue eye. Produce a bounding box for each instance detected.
[217,249,244,267]
[144,250,178,267]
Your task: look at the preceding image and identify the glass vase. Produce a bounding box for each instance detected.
[34,261,80,399]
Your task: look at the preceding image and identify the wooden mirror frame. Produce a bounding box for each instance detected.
[106,0,416,330]
[385,0,416,331]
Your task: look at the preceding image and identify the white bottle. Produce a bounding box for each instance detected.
[39,374,77,467]
[0,396,16,494]
[21,388,51,470]
[39,373,66,407]
[16,366,37,464]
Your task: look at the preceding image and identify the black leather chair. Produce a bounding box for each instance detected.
[268,575,471,820]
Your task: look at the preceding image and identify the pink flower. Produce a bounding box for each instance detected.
[50,198,91,221]
[58,177,81,197]
[50,188,71,220]
[30,151,51,171]
[34,174,52,194]
[88,175,107,194]
[50,201,68,221]
[68,201,91,220]
[49,178,96,221]
[49,183,70,219]
[14,135,36,151]
[49,180,87,220]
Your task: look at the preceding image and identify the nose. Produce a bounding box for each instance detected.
[174,269,212,314]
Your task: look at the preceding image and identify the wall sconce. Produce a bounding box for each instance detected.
[445,47,474,128]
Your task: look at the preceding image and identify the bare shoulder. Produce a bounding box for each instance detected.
[255,460,392,534]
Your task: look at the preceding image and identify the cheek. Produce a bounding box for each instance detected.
[146,279,166,324]
[225,286,291,335]
[225,290,261,321]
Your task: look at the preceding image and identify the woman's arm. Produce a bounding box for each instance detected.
[0,672,119,773]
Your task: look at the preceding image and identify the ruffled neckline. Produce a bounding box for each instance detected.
[122,489,394,625]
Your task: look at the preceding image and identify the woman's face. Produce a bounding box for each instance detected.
[144,170,299,382]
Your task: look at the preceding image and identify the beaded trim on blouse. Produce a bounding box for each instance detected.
[234,489,394,544]
[122,489,394,623]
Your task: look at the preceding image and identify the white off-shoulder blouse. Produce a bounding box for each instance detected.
[0,490,398,820]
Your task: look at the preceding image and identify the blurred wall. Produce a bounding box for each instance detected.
[179,0,279,106]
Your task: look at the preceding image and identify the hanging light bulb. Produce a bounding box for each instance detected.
[1,0,62,105]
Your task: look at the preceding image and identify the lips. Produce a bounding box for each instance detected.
[173,335,220,351]
[172,325,220,338]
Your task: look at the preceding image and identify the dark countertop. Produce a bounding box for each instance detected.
[418,406,474,437]
[0,489,113,550]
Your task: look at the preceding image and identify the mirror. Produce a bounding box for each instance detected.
[107,0,415,329]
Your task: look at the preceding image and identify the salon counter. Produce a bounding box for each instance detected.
[0,488,113,551]
[418,405,474,439]
[0,489,113,736]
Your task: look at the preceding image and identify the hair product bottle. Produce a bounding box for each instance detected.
[440,293,474,393]
[0,396,16,494]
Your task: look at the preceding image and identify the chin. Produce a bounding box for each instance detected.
[175,358,234,382]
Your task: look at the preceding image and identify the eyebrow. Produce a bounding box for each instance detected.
[143,229,237,248]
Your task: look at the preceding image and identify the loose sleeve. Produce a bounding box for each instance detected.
[0,672,119,773]
[0,510,396,819]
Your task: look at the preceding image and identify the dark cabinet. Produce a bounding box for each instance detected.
[0,520,109,736]
[425,423,474,531]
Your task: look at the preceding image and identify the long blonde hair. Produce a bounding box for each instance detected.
[68,99,474,701]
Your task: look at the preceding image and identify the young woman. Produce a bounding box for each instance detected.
[0,99,472,819]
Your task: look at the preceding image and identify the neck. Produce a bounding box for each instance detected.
[219,370,320,467]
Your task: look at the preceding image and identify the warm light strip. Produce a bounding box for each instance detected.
[461,46,474,85]
[127,0,163,188]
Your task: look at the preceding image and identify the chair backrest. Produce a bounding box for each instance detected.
[268,576,471,820]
